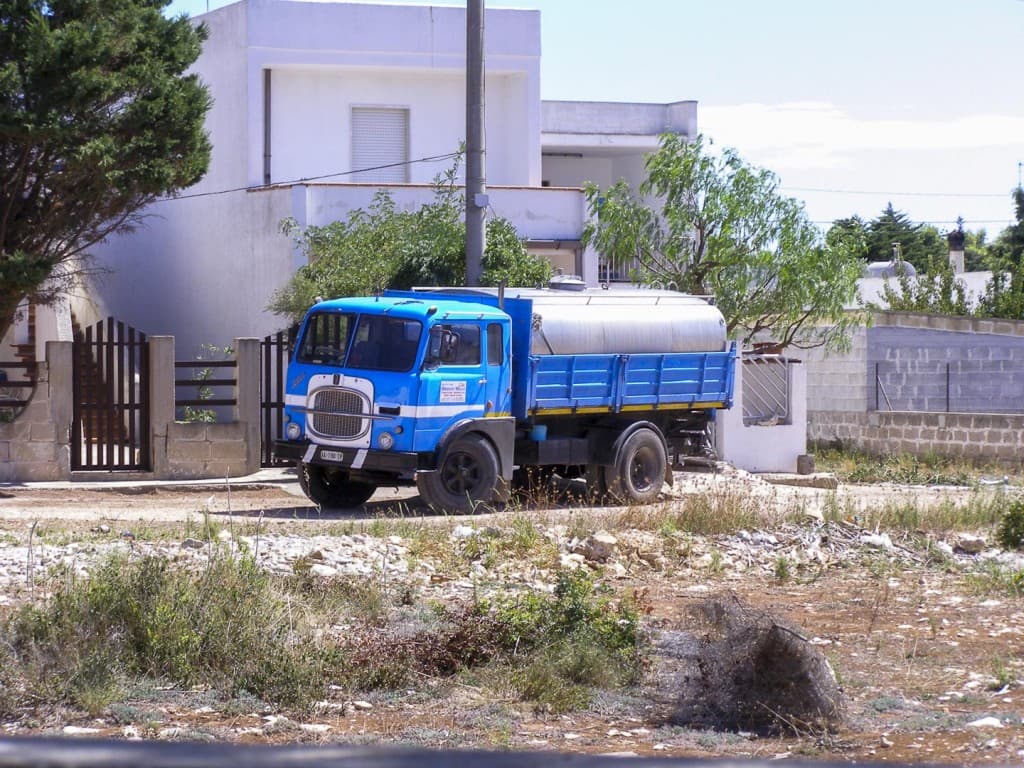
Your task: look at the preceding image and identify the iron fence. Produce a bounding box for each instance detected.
[742,356,791,426]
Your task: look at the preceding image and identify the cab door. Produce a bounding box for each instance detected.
[484,320,512,417]
[413,321,488,451]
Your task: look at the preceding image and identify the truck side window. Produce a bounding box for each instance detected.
[452,325,480,365]
[487,323,503,365]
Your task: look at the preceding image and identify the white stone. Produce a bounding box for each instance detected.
[955,535,986,555]
[861,533,893,550]
[967,716,1004,728]
[573,531,618,562]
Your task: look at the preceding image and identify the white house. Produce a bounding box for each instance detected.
[66,0,697,356]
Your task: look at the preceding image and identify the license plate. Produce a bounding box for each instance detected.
[319,449,345,463]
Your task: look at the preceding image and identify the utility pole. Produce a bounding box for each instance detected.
[465,0,486,286]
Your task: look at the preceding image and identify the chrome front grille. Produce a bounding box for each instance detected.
[310,388,368,439]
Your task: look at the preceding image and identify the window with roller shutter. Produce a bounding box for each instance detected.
[351,107,409,183]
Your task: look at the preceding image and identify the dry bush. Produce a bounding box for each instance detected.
[675,594,844,734]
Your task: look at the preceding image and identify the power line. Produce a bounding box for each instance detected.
[157,152,463,203]
[811,218,1012,227]
[784,185,1009,199]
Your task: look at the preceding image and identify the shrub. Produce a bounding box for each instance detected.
[997,498,1024,550]
[6,553,344,711]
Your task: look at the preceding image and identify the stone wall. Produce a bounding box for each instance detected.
[0,343,72,482]
[0,337,261,483]
[809,410,1024,464]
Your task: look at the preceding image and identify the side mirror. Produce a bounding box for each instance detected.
[424,326,459,369]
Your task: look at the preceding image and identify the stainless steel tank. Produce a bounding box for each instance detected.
[527,292,727,355]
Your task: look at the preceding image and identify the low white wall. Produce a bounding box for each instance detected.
[716,357,808,473]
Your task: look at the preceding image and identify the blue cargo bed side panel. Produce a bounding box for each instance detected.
[527,348,735,415]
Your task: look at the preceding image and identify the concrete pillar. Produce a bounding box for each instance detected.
[234,337,261,475]
[46,341,73,477]
[149,336,175,476]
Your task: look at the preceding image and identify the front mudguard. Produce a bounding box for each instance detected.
[422,417,516,501]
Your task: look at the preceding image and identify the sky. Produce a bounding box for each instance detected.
[166,0,1024,236]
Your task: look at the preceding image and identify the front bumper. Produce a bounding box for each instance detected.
[274,440,421,475]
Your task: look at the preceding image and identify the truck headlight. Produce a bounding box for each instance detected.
[378,431,395,450]
[285,421,302,440]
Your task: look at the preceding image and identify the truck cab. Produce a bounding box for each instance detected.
[275,295,515,510]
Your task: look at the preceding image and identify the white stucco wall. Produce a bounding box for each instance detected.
[542,153,650,191]
[292,183,584,242]
[186,0,542,192]
[716,358,808,473]
[268,68,531,187]
[86,189,296,356]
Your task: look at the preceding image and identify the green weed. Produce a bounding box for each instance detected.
[996,497,1024,550]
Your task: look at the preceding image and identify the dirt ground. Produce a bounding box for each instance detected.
[1,471,1022,765]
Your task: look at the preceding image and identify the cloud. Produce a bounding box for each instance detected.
[700,103,1024,170]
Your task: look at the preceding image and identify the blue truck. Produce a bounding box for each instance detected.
[274,286,736,512]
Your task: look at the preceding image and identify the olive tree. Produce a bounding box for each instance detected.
[583,134,863,350]
[0,0,212,339]
[269,161,552,324]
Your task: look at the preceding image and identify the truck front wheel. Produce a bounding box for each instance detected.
[604,428,667,505]
[299,464,377,508]
[417,434,499,513]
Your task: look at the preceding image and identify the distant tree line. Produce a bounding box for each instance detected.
[825,188,1024,319]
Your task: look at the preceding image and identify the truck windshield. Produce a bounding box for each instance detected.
[348,315,422,371]
[296,311,354,366]
[296,311,422,372]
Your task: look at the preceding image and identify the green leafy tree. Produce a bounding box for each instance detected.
[874,255,969,315]
[990,187,1024,266]
[269,159,551,324]
[977,187,1024,319]
[0,0,212,340]
[863,204,945,272]
[582,133,863,351]
[826,216,869,260]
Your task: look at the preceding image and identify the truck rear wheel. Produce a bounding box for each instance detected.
[417,434,499,513]
[604,428,667,505]
[299,464,377,508]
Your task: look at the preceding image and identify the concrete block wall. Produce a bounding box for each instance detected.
[151,337,261,481]
[164,421,250,480]
[799,325,869,413]
[0,337,261,483]
[0,342,72,482]
[805,312,1024,463]
[868,320,1024,413]
[809,410,1024,464]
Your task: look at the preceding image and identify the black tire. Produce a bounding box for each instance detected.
[416,434,499,514]
[299,463,377,508]
[603,428,667,505]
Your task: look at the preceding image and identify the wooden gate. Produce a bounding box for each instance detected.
[72,318,150,471]
[260,329,294,467]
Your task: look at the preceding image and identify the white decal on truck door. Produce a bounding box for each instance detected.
[439,380,467,404]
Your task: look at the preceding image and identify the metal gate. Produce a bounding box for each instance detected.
[72,318,150,471]
[260,329,294,467]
